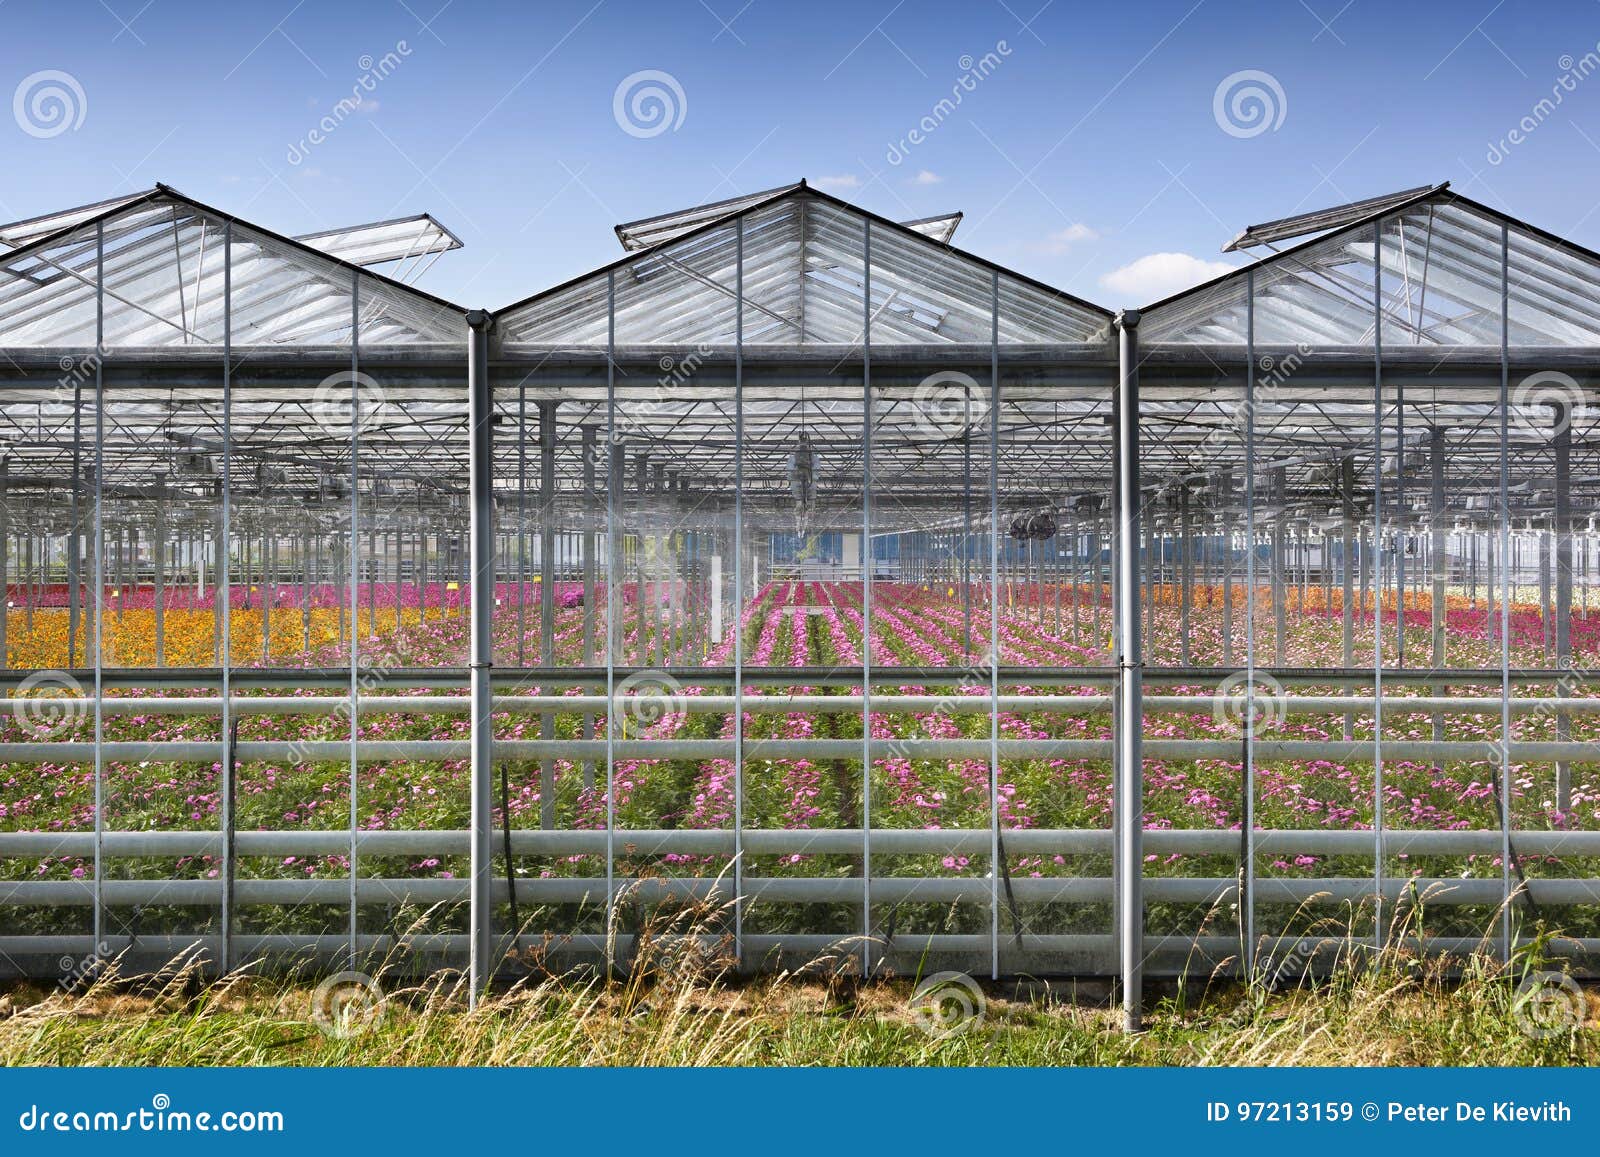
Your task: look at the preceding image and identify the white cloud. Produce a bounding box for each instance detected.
[1099,252,1236,302]
[815,174,860,190]
[911,169,943,185]
[1035,222,1099,255]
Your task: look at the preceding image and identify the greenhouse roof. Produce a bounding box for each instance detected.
[497,181,1113,348]
[1142,183,1600,350]
[0,185,465,349]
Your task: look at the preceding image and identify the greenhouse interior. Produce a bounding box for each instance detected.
[2,178,1598,1024]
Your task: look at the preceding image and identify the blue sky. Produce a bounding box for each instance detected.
[6,0,1600,309]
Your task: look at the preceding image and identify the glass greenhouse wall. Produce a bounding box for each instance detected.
[1,181,1597,1018]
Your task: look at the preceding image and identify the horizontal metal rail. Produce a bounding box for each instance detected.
[5,827,1600,858]
[3,693,1592,716]
[6,874,1598,907]
[7,934,1595,981]
[1,737,1593,762]
[0,665,1588,690]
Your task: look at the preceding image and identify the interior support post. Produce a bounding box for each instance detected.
[1113,309,1145,1033]
[466,309,496,1008]
[1431,427,1447,740]
[539,401,558,832]
[1555,401,1573,814]
[581,426,598,790]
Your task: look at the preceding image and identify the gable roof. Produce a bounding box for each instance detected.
[497,180,1112,347]
[1140,183,1600,347]
[0,185,466,347]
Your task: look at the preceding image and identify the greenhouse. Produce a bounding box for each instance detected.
[2,177,1597,1028]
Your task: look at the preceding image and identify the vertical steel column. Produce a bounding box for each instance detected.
[539,401,557,832]
[1179,485,1192,665]
[988,269,1001,979]
[218,222,235,973]
[733,218,746,967]
[466,309,495,1006]
[860,218,874,976]
[1371,219,1386,954]
[1272,468,1287,667]
[0,456,7,666]
[581,426,598,790]
[1431,427,1447,741]
[604,272,618,964]
[1497,225,1513,958]
[91,223,105,962]
[1243,272,1258,977]
[517,384,528,667]
[345,270,360,967]
[1113,309,1144,1031]
[1554,401,1572,814]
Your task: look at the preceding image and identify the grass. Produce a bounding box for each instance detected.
[3,904,1597,1067]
